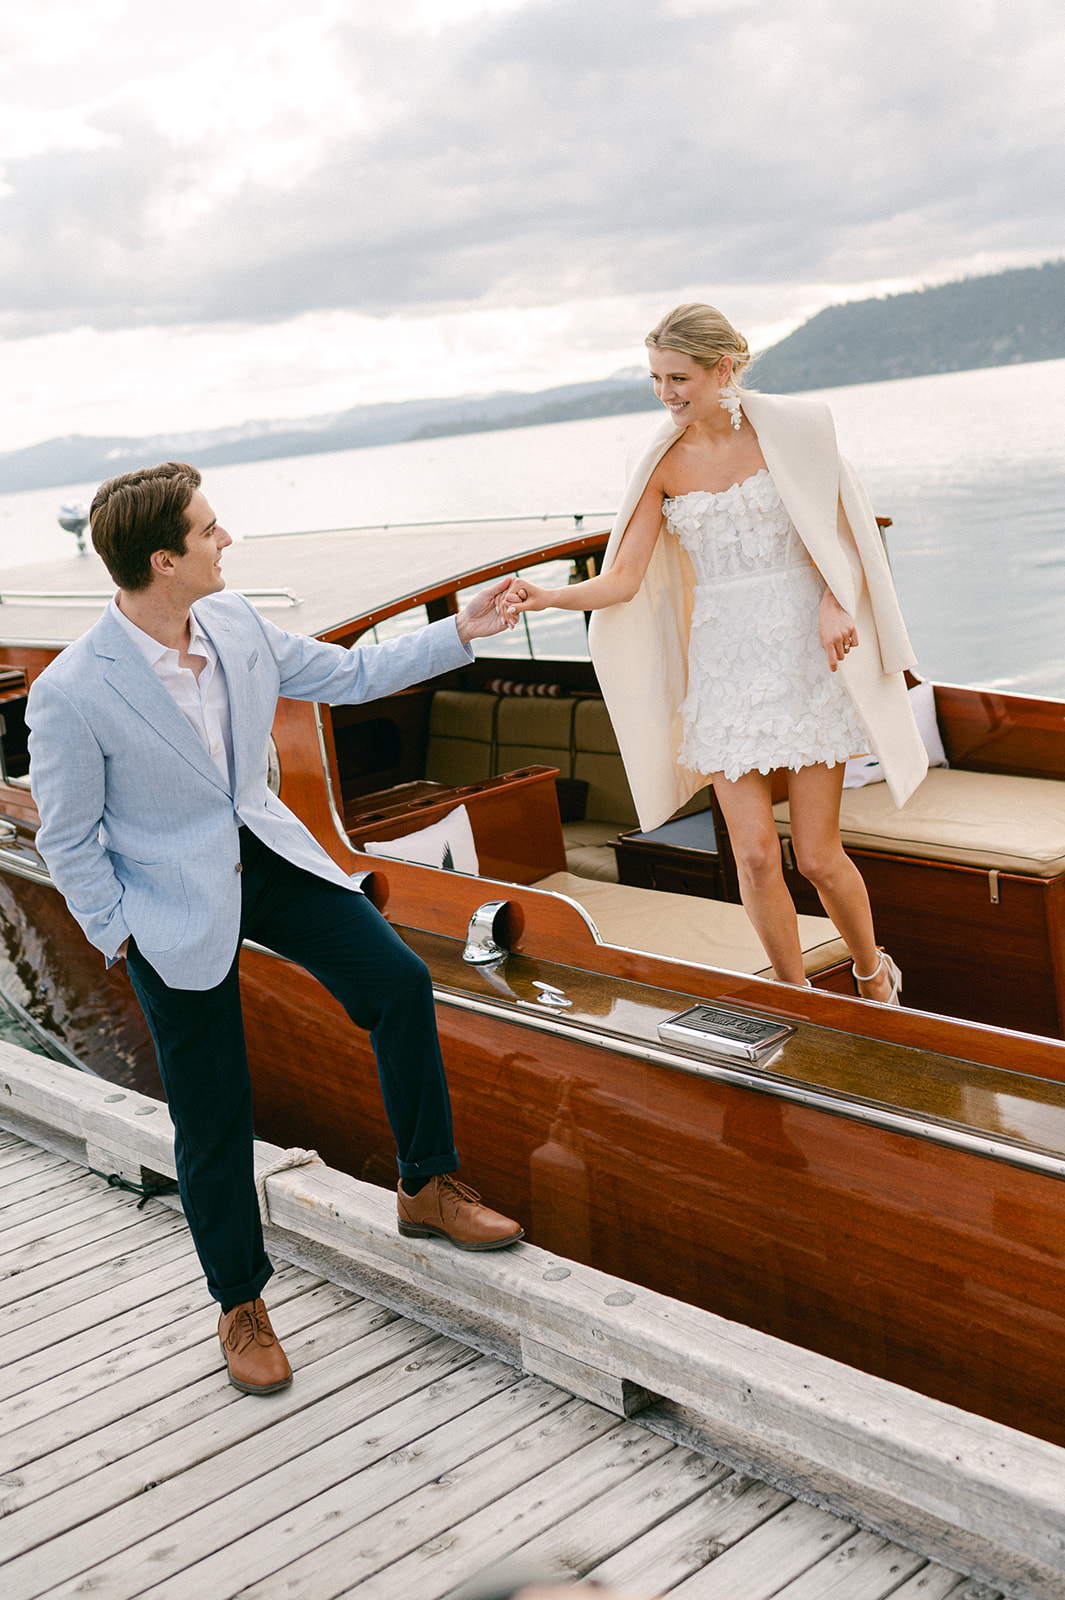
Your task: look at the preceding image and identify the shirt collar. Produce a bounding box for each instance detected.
[109,596,215,667]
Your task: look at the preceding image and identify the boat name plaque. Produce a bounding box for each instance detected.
[658,1004,796,1063]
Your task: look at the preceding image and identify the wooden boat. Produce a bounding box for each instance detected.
[1,514,1065,1450]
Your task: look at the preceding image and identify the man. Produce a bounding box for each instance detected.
[27,461,523,1396]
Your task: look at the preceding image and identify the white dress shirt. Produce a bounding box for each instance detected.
[109,598,234,788]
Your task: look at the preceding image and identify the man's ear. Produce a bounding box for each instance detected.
[149,548,175,578]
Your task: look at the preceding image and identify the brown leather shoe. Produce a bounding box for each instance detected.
[397,1174,524,1250]
[218,1297,293,1395]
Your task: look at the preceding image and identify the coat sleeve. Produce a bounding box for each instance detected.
[838,453,917,676]
[248,606,473,704]
[27,674,131,962]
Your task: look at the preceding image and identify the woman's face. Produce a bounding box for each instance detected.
[648,347,731,428]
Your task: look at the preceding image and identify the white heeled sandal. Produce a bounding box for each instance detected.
[852,948,902,1006]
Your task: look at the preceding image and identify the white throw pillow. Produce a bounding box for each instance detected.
[842,680,948,789]
[361,804,479,875]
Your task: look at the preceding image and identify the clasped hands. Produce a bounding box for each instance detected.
[496,575,546,627]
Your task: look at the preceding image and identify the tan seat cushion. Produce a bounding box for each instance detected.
[573,699,638,826]
[561,820,624,883]
[774,767,1065,877]
[534,871,848,977]
[496,695,575,777]
[424,690,498,786]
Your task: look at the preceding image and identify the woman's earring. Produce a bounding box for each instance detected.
[718,384,742,431]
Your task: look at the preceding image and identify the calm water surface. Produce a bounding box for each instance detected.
[2,357,1063,695]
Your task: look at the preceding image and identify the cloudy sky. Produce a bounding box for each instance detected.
[1,0,1062,451]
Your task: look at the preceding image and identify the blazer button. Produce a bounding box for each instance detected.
[235,862,243,873]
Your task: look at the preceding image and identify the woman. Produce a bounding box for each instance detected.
[502,304,927,1004]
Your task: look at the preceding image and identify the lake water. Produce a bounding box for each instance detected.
[2,356,1063,696]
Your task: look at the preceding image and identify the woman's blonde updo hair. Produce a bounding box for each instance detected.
[645,303,752,387]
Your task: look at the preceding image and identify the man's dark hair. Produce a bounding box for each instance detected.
[90,462,202,591]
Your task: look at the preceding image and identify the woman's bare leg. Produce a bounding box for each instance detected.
[786,763,896,1002]
[710,769,806,985]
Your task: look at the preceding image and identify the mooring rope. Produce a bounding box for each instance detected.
[254,1147,324,1224]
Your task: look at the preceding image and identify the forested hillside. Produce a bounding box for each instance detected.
[751,260,1065,391]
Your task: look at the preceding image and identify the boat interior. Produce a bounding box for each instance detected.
[307,536,1065,1044]
[3,521,1065,1443]
[0,517,1064,1049]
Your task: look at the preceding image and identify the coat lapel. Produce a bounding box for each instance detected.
[195,602,257,796]
[92,609,231,794]
[740,391,857,611]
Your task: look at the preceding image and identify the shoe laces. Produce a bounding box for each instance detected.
[223,1300,274,1352]
[438,1174,481,1205]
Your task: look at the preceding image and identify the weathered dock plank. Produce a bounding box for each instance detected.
[769,1531,929,1599]
[25,1374,580,1600]
[667,1499,859,1595]
[0,1197,188,1296]
[0,1050,1028,1600]
[575,1472,797,1592]
[0,1248,206,1367]
[365,1433,711,1600]
[0,1307,430,1555]
[445,1447,736,1595]
[1,1270,324,1469]
[0,1147,69,1185]
[0,1226,198,1341]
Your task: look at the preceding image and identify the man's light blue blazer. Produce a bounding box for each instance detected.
[27,591,472,991]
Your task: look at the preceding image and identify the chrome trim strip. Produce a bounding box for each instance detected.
[0,846,53,887]
[247,511,615,541]
[436,988,1065,1184]
[0,586,300,607]
[242,933,1065,1179]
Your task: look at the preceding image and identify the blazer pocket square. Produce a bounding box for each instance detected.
[247,650,259,670]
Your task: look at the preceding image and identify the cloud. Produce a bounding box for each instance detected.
[0,0,1062,338]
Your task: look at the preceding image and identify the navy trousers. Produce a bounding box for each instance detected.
[126,827,458,1311]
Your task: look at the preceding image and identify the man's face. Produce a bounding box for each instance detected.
[165,489,232,602]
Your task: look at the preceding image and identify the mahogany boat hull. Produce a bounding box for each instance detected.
[4,519,1065,1457]
[6,847,1065,1449]
[237,936,1065,1451]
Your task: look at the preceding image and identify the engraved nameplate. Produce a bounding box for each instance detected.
[657,1003,796,1063]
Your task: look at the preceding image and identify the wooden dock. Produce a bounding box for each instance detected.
[2,1044,1061,1599]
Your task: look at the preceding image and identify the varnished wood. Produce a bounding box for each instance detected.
[936,682,1065,779]
[782,849,1065,1038]
[347,768,568,884]
[238,931,1065,1447]
[270,697,355,873]
[9,519,1065,1469]
[0,870,158,1093]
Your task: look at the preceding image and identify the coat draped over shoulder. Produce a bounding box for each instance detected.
[587,392,928,830]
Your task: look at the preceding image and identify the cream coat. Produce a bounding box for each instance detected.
[587,392,928,830]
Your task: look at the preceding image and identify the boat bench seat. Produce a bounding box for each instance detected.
[425,689,677,881]
[533,870,849,979]
[773,765,1065,1035]
[774,767,1065,877]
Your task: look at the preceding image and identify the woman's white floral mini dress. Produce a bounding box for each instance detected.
[664,470,868,782]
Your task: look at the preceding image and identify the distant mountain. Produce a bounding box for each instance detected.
[0,374,656,494]
[752,259,1065,392]
[3,260,1063,493]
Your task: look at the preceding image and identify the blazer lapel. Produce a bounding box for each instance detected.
[195,603,259,796]
[93,611,232,794]
[741,392,856,607]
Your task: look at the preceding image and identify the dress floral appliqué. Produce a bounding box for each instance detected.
[665,470,868,782]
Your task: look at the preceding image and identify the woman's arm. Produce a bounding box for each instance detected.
[819,587,858,672]
[503,476,665,616]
